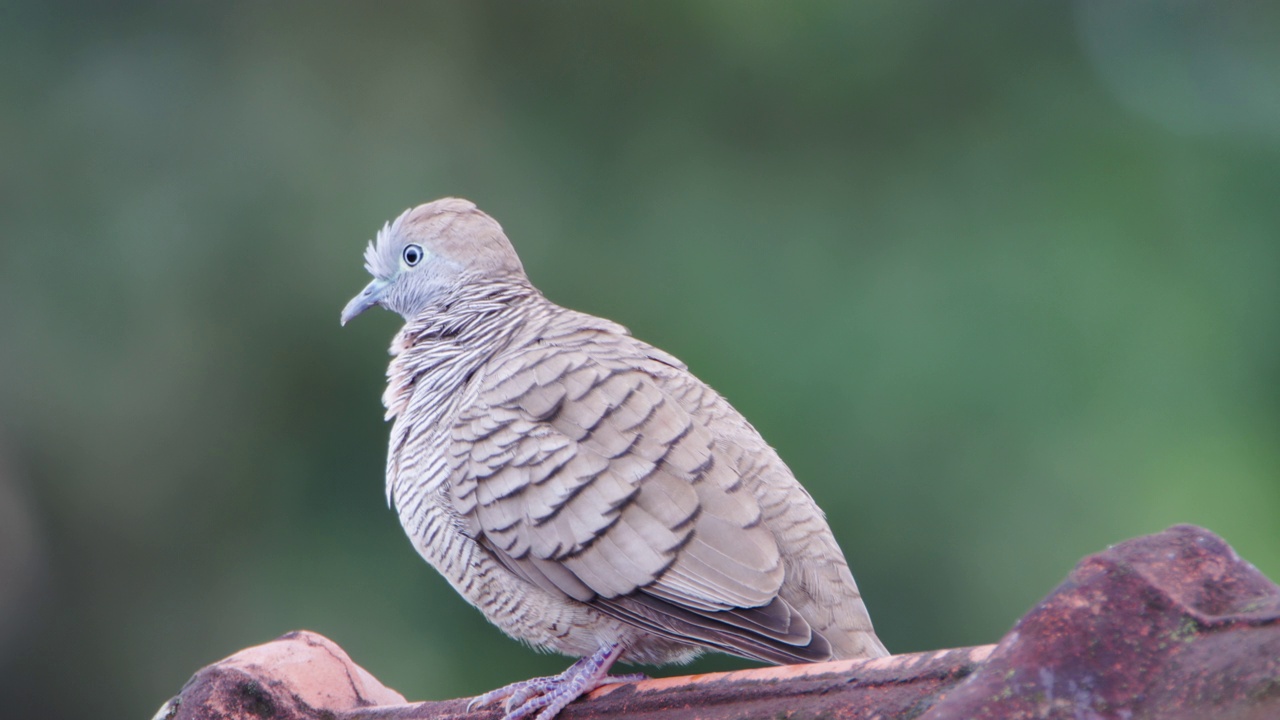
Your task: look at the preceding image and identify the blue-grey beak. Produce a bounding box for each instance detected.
[341,278,390,326]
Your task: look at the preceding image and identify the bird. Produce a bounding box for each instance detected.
[340,198,888,720]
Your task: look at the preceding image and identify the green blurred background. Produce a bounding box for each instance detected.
[2,2,1279,718]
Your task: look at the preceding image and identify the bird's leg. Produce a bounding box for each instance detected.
[467,643,645,720]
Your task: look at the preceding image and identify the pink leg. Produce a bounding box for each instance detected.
[467,644,645,720]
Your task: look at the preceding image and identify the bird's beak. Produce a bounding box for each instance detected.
[341,278,390,326]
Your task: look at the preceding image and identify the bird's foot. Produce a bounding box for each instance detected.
[467,644,644,720]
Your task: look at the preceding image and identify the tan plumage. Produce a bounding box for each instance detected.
[342,198,887,717]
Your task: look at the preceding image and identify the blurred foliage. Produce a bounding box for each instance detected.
[2,2,1279,719]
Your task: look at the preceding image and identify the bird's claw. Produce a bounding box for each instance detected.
[464,644,640,720]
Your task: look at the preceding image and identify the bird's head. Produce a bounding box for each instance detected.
[340,197,525,325]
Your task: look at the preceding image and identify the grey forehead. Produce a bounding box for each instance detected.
[362,212,412,279]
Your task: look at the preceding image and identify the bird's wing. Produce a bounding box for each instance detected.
[448,342,832,663]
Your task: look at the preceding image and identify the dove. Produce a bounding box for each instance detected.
[341,198,888,720]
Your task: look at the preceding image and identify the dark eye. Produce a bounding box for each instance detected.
[402,244,424,266]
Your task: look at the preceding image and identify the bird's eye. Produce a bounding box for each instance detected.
[402,244,424,266]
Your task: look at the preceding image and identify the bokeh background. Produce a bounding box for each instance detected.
[3,2,1279,718]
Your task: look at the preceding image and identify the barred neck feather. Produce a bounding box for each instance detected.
[383,275,541,422]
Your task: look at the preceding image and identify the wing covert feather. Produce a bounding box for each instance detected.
[448,341,822,659]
